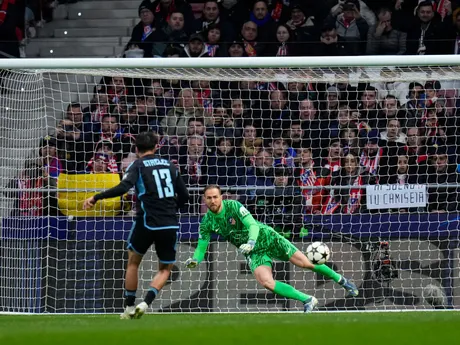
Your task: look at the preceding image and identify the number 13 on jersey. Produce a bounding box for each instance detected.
[152,168,174,199]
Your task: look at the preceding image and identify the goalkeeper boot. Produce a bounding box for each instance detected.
[303,296,318,313]
[120,306,135,320]
[340,277,359,297]
[133,301,148,319]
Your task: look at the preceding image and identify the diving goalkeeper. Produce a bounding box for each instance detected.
[185,185,358,312]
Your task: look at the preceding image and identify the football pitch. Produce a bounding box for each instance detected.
[1,312,460,345]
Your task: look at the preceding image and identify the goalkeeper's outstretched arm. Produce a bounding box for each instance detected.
[185,218,211,268]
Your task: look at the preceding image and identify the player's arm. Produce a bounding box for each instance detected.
[83,162,139,209]
[185,217,211,268]
[233,201,260,254]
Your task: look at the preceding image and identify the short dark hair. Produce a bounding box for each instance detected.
[67,102,81,111]
[188,117,205,126]
[203,184,221,195]
[136,131,159,153]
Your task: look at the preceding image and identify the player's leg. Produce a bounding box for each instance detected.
[134,229,177,318]
[121,221,154,319]
[249,253,318,312]
[289,249,358,297]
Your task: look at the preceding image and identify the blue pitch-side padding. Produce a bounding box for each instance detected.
[1,213,460,241]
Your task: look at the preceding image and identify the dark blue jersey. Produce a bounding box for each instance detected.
[95,154,189,230]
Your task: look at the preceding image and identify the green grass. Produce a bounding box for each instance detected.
[1,312,460,345]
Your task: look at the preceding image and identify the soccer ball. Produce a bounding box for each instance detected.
[306,242,330,265]
[423,284,446,307]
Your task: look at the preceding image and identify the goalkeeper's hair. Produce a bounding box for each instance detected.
[203,184,222,195]
[136,132,159,154]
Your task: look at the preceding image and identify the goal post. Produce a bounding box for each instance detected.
[0,55,459,314]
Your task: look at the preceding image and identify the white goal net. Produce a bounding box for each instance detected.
[1,56,459,313]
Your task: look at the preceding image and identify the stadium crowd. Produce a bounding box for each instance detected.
[6,0,460,226]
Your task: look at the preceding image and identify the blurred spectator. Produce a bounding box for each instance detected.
[380,118,407,145]
[294,147,330,214]
[341,126,360,157]
[92,115,134,167]
[181,33,210,57]
[249,1,277,43]
[193,0,235,42]
[406,0,455,55]
[204,23,226,57]
[39,135,62,179]
[315,25,348,56]
[227,40,246,56]
[152,0,195,35]
[270,136,296,167]
[265,23,299,56]
[427,146,460,212]
[372,68,409,106]
[208,137,244,186]
[179,134,215,186]
[0,0,24,58]
[86,140,119,174]
[88,153,112,174]
[285,4,318,55]
[321,138,342,173]
[106,76,128,104]
[327,0,370,55]
[126,0,157,58]
[152,10,189,57]
[55,119,86,173]
[161,88,204,137]
[253,164,303,238]
[405,81,426,119]
[322,153,376,214]
[245,147,275,187]
[367,8,407,55]
[238,122,263,165]
[240,21,265,56]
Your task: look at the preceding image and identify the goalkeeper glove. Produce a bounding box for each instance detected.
[239,240,256,255]
[185,258,198,268]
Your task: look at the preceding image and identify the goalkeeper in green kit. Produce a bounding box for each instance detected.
[185,185,358,312]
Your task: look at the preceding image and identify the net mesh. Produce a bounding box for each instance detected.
[0,64,459,313]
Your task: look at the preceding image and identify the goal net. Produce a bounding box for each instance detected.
[1,56,459,313]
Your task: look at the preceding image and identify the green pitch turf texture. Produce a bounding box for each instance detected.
[1,312,459,345]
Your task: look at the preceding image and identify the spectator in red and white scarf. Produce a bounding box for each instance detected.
[240,21,265,56]
[126,0,157,57]
[265,24,299,56]
[86,141,119,174]
[322,153,376,215]
[106,76,127,104]
[321,138,342,173]
[294,147,330,214]
[89,153,112,174]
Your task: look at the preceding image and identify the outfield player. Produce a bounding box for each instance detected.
[185,185,358,312]
[83,132,189,319]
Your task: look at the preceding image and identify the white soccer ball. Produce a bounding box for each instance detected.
[423,284,446,307]
[306,242,330,265]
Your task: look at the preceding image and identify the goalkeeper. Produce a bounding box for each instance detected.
[185,185,358,312]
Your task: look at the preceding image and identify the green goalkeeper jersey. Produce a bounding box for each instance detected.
[192,199,280,262]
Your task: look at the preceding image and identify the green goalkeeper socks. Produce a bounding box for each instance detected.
[312,264,342,283]
[273,281,311,303]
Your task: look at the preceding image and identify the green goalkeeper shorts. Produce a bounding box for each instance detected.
[246,231,299,272]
